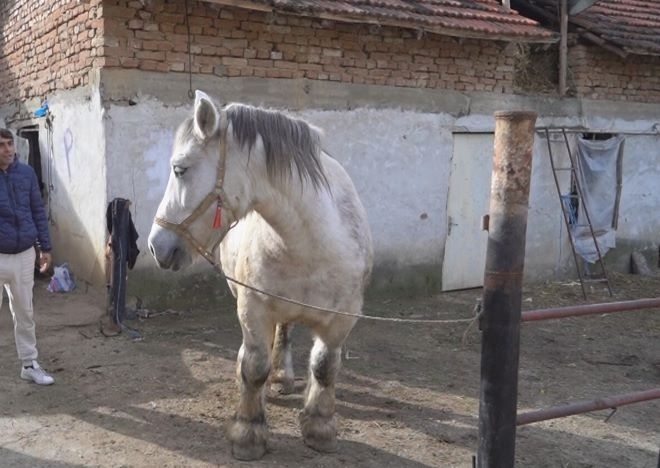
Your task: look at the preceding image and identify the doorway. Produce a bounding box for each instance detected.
[442,133,494,291]
[17,126,44,195]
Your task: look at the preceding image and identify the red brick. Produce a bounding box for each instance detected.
[2,0,659,105]
[135,50,165,60]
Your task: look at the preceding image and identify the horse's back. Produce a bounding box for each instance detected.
[321,153,373,282]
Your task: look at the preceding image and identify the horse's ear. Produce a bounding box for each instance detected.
[193,90,220,140]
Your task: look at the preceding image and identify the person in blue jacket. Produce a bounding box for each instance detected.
[0,128,54,385]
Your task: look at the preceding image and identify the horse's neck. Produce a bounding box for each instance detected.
[252,180,339,258]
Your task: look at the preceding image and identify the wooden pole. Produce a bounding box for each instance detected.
[477,111,537,468]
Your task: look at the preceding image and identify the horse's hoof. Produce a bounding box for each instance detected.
[299,410,337,453]
[226,415,268,461]
[231,441,267,461]
[270,378,295,395]
[304,434,338,453]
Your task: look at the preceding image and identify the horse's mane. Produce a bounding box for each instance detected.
[226,104,329,190]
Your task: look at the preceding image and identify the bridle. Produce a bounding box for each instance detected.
[154,113,235,264]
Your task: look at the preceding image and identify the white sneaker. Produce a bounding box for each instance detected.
[20,361,55,385]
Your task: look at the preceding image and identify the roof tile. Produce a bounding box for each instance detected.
[206,0,557,42]
[529,0,660,55]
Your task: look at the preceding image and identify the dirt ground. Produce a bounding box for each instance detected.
[0,271,658,468]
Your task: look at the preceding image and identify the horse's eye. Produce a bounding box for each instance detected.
[173,165,188,178]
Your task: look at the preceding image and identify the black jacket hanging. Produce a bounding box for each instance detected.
[106,198,140,269]
[105,198,140,334]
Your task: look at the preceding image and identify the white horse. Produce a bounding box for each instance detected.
[148,90,373,460]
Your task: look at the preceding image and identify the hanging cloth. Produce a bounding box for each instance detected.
[104,198,140,337]
[572,135,624,263]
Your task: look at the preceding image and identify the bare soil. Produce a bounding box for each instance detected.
[1,272,658,467]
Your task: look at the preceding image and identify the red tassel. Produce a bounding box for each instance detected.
[212,202,222,229]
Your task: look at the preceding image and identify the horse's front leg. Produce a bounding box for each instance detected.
[270,323,294,394]
[226,306,273,461]
[299,332,346,453]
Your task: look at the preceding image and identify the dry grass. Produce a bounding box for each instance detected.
[513,42,561,94]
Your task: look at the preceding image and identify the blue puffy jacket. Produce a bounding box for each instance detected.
[0,158,51,254]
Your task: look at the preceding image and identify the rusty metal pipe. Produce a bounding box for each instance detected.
[477,111,537,468]
[517,388,660,426]
[522,297,660,322]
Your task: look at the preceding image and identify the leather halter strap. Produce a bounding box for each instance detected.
[154,113,233,263]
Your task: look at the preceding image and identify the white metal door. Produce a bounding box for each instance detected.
[442,133,494,291]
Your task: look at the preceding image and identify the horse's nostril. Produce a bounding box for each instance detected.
[148,243,155,257]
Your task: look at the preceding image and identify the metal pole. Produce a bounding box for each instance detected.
[478,111,537,468]
[538,128,659,136]
[517,388,660,425]
[522,297,660,322]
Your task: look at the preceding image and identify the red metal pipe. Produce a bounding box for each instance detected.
[517,388,660,425]
[521,297,660,322]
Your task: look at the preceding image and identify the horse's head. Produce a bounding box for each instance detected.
[148,90,245,271]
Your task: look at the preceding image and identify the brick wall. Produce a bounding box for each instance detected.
[0,0,102,106]
[2,0,659,108]
[99,0,515,93]
[569,45,660,101]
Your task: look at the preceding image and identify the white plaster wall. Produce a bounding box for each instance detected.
[6,68,659,291]
[303,109,452,269]
[41,90,107,284]
[104,98,190,263]
[105,103,454,278]
[98,93,660,291]
[617,135,660,243]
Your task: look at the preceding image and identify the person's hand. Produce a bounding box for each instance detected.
[39,252,52,273]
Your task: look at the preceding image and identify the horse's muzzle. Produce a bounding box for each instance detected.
[148,224,192,271]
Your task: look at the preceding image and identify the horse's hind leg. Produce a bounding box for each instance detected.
[270,323,294,394]
[226,316,273,461]
[299,335,343,453]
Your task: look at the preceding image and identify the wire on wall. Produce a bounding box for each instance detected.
[184,0,194,99]
[45,114,55,224]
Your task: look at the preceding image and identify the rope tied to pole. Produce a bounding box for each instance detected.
[214,261,483,325]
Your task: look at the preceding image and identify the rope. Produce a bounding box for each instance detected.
[207,262,481,325]
[461,301,482,346]
[152,108,481,329]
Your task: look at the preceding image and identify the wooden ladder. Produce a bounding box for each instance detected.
[543,128,613,299]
